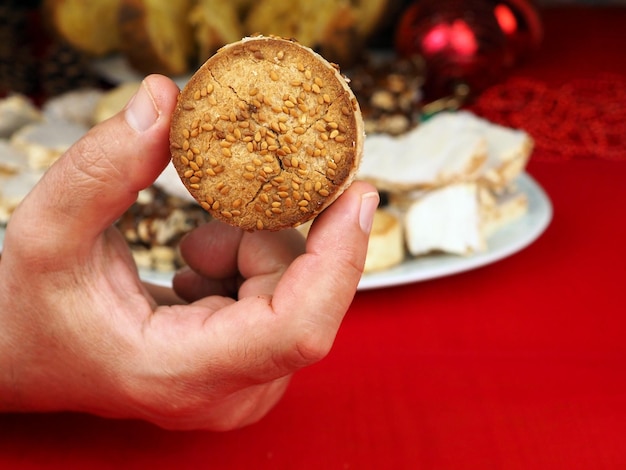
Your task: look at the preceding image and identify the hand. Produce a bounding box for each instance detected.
[0,75,378,430]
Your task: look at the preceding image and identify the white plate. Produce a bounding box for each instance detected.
[358,172,552,290]
[0,173,552,290]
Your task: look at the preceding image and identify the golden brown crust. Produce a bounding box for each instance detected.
[43,0,122,56]
[170,36,364,231]
[117,0,194,76]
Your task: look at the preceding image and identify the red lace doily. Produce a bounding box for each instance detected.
[468,74,626,161]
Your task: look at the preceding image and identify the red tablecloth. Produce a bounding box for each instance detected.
[2,6,626,470]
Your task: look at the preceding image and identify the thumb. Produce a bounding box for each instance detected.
[7,75,179,258]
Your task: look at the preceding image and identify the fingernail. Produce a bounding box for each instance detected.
[359,192,379,234]
[125,81,158,132]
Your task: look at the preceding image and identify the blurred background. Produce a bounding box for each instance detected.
[1,0,624,104]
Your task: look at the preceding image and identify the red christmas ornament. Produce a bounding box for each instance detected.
[395,0,542,100]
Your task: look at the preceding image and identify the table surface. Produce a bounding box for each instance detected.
[2,6,626,470]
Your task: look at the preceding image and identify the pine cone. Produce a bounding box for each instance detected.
[39,40,99,97]
[0,4,39,95]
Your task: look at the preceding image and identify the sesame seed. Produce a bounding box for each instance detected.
[270,70,279,81]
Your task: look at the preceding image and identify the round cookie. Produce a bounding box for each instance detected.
[169,35,364,231]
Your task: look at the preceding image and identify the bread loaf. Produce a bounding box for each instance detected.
[188,0,244,64]
[118,0,195,75]
[43,0,122,56]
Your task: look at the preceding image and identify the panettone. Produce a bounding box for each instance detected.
[188,0,244,64]
[41,0,398,77]
[43,0,122,56]
[117,0,195,76]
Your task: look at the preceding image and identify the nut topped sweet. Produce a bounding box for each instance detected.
[169,35,364,231]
